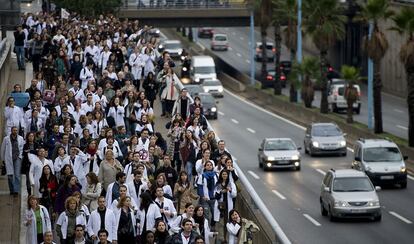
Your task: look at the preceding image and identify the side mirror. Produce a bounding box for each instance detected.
[354,156,361,162]
[258,148,263,151]
[375,186,381,191]
[297,147,302,150]
[324,187,330,192]
[404,155,408,160]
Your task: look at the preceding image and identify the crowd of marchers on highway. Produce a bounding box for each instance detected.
[2,9,261,244]
[193,26,409,223]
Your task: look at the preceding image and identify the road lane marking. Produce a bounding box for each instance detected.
[231,118,239,124]
[225,89,307,130]
[248,170,260,180]
[303,214,321,226]
[246,59,251,64]
[247,128,256,134]
[196,42,206,51]
[397,125,408,130]
[236,53,242,57]
[408,175,414,181]
[218,111,225,116]
[240,37,244,40]
[316,169,326,176]
[272,190,286,200]
[394,109,404,113]
[389,211,413,224]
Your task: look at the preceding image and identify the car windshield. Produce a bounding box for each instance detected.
[363,147,402,162]
[258,44,274,50]
[265,140,296,151]
[199,94,215,104]
[203,80,221,86]
[214,36,227,41]
[338,87,345,96]
[333,177,373,192]
[194,66,215,74]
[164,43,182,49]
[312,125,342,137]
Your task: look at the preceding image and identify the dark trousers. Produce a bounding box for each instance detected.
[32,54,41,73]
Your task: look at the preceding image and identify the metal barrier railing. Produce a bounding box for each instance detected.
[0,38,10,70]
[172,72,291,243]
[123,0,247,9]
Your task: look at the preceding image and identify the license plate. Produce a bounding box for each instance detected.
[380,175,394,180]
[351,209,367,213]
[278,160,289,164]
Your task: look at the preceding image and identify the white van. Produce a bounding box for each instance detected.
[191,56,217,83]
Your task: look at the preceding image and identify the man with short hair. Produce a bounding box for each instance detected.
[155,186,177,229]
[156,155,178,191]
[41,231,56,244]
[172,88,191,121]
[74,224,93,244]
[87,196,117,244]
[127,170,148,207]
[105,172,127,205]
[167,218,198,243]
[212,140,232,165]
[110,184,137,210]
[97,229,111,244]
[14,25,26,70]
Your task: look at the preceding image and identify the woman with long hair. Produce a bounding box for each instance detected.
[154,219,170,244]
[22,132,37,195]
[155,173,173,200]
[180,130,198,180]
[55,174,81,214]
[137,192,162,238]
[166,118,185,171]
[114,196,136,243]
[135,114,154,135]
[82,172,102,212]
[38,165,58,217]
[123,90,139,135]
[25,195,52,244]
[214,170,237,227]
[194,205,218,244]
[174,171,198,214]
[127,135,139,153]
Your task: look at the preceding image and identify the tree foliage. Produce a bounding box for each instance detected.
[53,0,122,17]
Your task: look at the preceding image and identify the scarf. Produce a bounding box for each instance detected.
[203,171,216,199]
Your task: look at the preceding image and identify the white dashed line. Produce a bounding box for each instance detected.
[236,53,242,57]
[246,59,251,64]
[240,37,244,40]
[408,175,414,181]
[397,125,408,130]
[394,109,404,113]
[389,211,413,224]
[218,111,225,116]
[247,128,256,134]
[196,42,206,51]
[272,190,286,200]
[231,119,239,124]
[303,214,321,226]
[248,170,260,180]
[316,169,326,176]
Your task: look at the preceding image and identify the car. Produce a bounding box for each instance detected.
[258,138,301,171]
[190,56,217,83]
[211,34,229,51]
[320,169,382,222]
[148,28,161,37]
[198,92,218,119]
[201,79,224,97]
[183,84,203,97]
[198,27,214,38]
[304,123,347,156]
[352,138,408,188]
[262,69,287,89]
[158,40,183,59]
[255,42,275,62]
[328,82,361,114]
[280,61,292,75]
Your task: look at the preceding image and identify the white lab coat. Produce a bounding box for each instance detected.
[84,45,100,65]
[227,222,241,244]
[68,87,85,102]
[135,122,153,134]
[80,102,95,115]
[201,173,221,222]
[83,153,100,176]
[200,218,215,244]
[160,75,179,101]
[141,53,155,77]
[70,152,89,189]
[25,117,44,134]
[56,211,87,239]
[154,197,177,227]
[98,144,123,161]
[124,162,149,184]
[4,106,25,135]
[105,182,130,207]
[136,203,162,235]
[53,155,70,178]
[127,180,148,207]
[129,52,144,80]
[0,135,24,175]
[98,138,120,152]
[107,105,125,127]
[80,66,95,88]
[25,205,52,244]
[91,119,108,139]
[28,154,54,197]
[214,181,237,222]
[98,51,112,70]
[87,208,117,243]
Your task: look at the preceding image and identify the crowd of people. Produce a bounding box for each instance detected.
[2,7,259,244]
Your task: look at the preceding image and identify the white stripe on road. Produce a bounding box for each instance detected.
[248,170,260,180]
[247,128,256,134]
[303,214,321,226]
[272,190,287,200]
[218,111,225,116]
[236,53,242,57]
[231,118,239,124]
[389,211,413,224]
[316,169,326,176]
[240,37,244,40]
[394,109,404,113]
[159,31,168,40]
[225,89,307,130]
[196,42,206,51]
[408,175,414,181]
[397,125,408,130]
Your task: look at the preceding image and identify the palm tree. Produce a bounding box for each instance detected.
[256,0,272,80]
[390,8,414,147]
[359,0,393,133]
[341,65,360,123]
[289,56,321,108]
[304,0,346,114]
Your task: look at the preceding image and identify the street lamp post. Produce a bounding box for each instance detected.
[297,0,302,102]
[250,9,255,86]
[367,21,374,130]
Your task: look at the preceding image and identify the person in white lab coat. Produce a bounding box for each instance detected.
[105,172,128,207]
[137,191,162,236]
[25,195,52,244]
[194,205,218,244]
[87,196,117,244]
[4,97,25,136]
[127,170,148,207]
[226,209,242,244]
[114,196,137,243]
[154,186,177,229]
[29,147,54,197]
[1,126,25,195]
[129,46,144,88]
[80,61,95,89]
[107,97,125,128]
[56,196,87,243]
[110,185,138,211]
[98,45,112,71]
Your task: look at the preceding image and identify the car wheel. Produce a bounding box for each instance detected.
[341,151,347,157]
[328,206,336,222]
[373,215,382,222]
[400,181,407,189]
[320,201,328,216]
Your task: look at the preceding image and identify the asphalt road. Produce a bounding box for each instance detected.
[195,27,409,140]
[208,89,414,244]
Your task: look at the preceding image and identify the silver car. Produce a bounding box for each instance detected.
[320,169,382,221]
[304,123,347,156]
[158,40,183,59]
[202,79,224,97]
[258,138,301,171]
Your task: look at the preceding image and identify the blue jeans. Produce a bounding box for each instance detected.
[185,161,193,180]
[15,46,25,69]
[7,158,22,193]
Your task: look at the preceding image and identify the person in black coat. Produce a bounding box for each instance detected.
[155,155,178,192]
[70,54,83,81]
[143,72,159,108]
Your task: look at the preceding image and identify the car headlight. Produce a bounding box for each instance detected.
[203,87,209,92]
[182,67,187,72]
[312,141,319,148]
[195,77,200,82]
[178,49,183,55]
[155,30,160,34]
[159,45,163,49]
[334,200,349,207]
[401,167,407,173]
[211,107,217,112]
[181,56,185,61]
[367,200,380,207]
[340,140,346,147]
[218,87,224,93]
[291,155,300,160]
[267,156,275,161]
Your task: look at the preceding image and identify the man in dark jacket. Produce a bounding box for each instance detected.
[167,219,198,244]
[156,155,178,192]
[212,140,232,165]
[14,25,26,70]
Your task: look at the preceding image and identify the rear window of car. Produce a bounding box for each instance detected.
[258,44,274,50]
[203,80,222,86]
[214,35,227,41]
